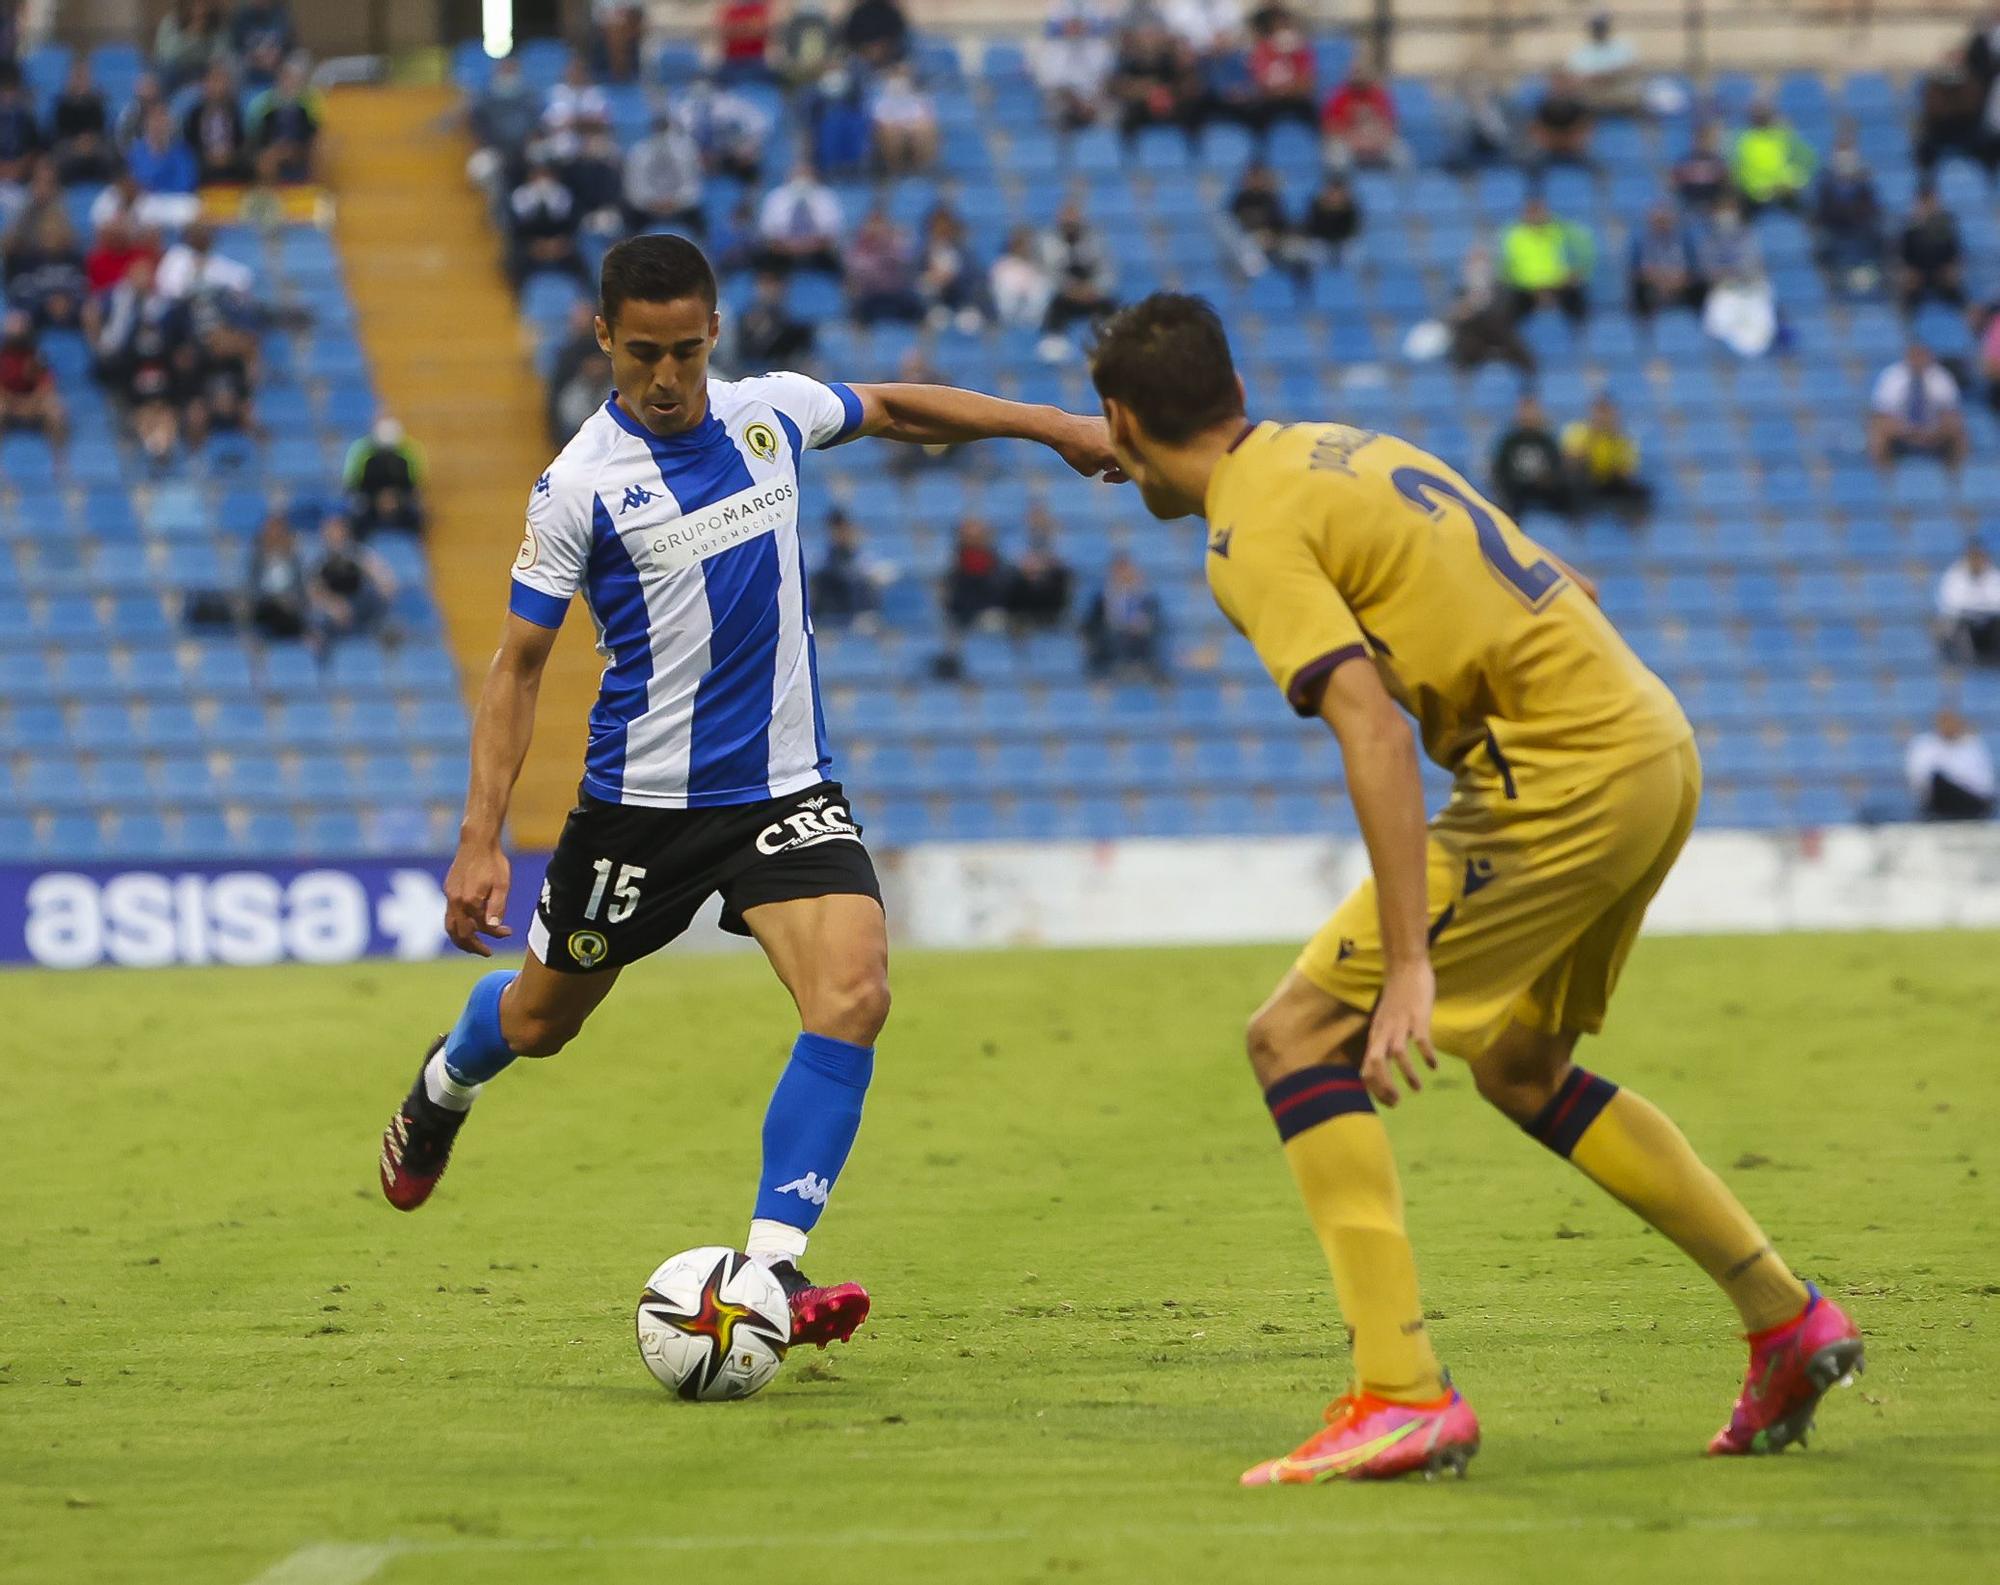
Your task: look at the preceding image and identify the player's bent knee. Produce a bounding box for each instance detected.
[501,1006,587,1059]
[1244,1008,1321,1086]
[809,969,891,1046]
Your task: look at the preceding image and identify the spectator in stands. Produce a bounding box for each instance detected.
[1914,43,1995,178]
[1299,169,1362,265]
[115,72,168,152]
[845,203,925,326]
[1320,61,1405,170]
[805,60,872,176]
[1110,14,1199,151]
[90,255,182,388]
[734,267,815,367]
[717,0,775,82]
[811,508,882,630]
[1562,394,1651,522]
[156,219,254,305]
[558,128,627,238]
[467,56,538,195]
[184,321,256,443]
[1937,537,2000,665]
[675,76,770,184]
[1699,197,1782,358]
[1446,242,1533,373]
[1906,708,1995,820]
[1035,1,1113,132]
[311,513,396,645]
[1811,134,1886,297]
[1896,187,1966,316]
[1491,394,1573,518]
[1037,196,1117,354]
[230,0,295,60]
[1500,196,1593,327]
[843,0,911,68]
[126,106,201,214]
[246,510,310,640]
[1528,68,1595,169]
[1671,122,1730,210]
[1195,28,1260,143]
[344,415,426,535]
[1438,67,1516,173]
[622,111,705,236]
[1869,341,1968,470]
[154,0,232,94]
[1162,0,1242,58]
[917,203,985,332]
[248,58,322,184]
[1567,10,1641,116]
[121,320,189,465]
[0,66,42,186]
[506,158,587,288]
[1245,7,1316,146]
[0,307,65,446]
[991,223,1055,329]
[49,56,116,185]
[1223,160,1301,286]
[183,61,251,185]
[1732,100,1814,213]
[1008,505,1074,631]
[777,0,835,89]
[592,0,645,83]
[542,53,611,160]
[1627,204,1705,325]
[870,62,938,174]
[546,298,611,441]
[945,516,1011,630]
[3,197,87,331]
[1083,553,1167,680]
[755,159,843,277]
[83,210,159,301]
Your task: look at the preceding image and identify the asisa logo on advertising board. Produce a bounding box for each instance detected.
[3,857,548,970]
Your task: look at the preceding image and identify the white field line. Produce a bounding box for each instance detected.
[245,1509,2000,1583]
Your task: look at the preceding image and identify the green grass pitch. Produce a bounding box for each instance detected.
[5,932,1997,1585]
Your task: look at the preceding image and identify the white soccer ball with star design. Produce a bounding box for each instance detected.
[634,1247,791,1401]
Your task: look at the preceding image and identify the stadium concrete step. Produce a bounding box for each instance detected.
[324,83,598,849]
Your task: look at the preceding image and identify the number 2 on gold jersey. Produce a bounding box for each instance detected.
[1390,466,1567,613]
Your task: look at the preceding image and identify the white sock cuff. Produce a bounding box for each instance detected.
[745,1218,809,1266]
[424,1051,481,1112]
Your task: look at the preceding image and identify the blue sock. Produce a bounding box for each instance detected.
[441,970,519,1086]
[751,1032,874,1235]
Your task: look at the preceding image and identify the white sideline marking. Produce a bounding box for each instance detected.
[243,1543,403,1585]
[247,1510,1996,1582]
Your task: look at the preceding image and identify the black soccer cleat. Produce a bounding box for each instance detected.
[768,1259,872,1349]
[378,1035,469,1212]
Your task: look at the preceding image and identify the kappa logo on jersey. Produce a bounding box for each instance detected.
[776,1171,832,1206]
[743,420,779,461]
[533,470,552,497]
[1208,522,1234,558]
[1336,936,1357,962]
[620,485,659,514]
[567,929,609,968]
[754,800,859,856]
[1463,856,1496,896]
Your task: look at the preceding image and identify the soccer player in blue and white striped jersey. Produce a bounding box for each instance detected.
[378,235,1120,1347]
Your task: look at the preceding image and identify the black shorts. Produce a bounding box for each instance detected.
[529,780,881,973]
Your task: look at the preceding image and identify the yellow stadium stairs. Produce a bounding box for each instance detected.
[323,83,594,850]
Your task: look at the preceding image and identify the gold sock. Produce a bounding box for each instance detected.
[1527,1069,1810,1333]
[1266,1065,1445,1402]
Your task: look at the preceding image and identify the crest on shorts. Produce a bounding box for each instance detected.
[744,421,779,462]
[568,929,609,968]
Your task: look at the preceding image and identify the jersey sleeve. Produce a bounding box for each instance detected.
[1207,488,1369,718]
[508,462,594,629]
[735,370,865,449]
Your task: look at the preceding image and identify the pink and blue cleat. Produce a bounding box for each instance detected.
[1708,1284,1865,1456]
[1241,1387,1481,1485]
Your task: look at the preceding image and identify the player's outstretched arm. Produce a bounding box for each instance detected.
[445,613,560,957]
[844,381,1125,480]
[1315,657,1439,1106]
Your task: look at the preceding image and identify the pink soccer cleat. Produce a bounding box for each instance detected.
[1708,1284,1865,1456]
[1241,1388,1480,1485]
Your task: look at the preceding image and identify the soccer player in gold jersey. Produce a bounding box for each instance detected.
[1088,295,1863,1484]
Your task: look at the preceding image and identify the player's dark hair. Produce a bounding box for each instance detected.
[599,233,717,325]
[1087,293,1245,445]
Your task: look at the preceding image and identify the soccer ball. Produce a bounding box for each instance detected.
[634,1247,791,1401]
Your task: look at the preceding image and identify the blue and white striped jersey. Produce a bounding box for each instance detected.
[508,372,864,808]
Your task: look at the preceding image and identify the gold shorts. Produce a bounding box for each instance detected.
[1297,738,1701,1059]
